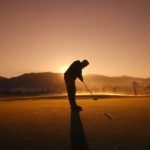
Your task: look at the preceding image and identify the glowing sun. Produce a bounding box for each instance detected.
[59,65,68,73]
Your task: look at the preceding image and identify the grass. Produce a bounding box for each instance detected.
[0,97,150,150]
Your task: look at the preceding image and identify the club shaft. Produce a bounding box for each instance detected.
[83,82,94,96]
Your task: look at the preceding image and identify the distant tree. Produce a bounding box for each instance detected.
[112,87,117,93]
[102,86,106,93]
[144,85,150,94]
[133,81,138,95]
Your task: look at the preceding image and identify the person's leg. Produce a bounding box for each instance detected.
[67,80,77,108]
[64,77,77,108]
[67,83,82,110]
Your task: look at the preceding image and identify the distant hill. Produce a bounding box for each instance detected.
[0,72,65,94]
[82,74,150,94]
[0,72,150,95]
[0,76,8,80]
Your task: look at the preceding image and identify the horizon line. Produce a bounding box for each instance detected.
[0,71,150,79]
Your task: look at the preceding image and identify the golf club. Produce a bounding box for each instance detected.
[82,81,98,100]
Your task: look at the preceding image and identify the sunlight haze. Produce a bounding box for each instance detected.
[0,0,150,78]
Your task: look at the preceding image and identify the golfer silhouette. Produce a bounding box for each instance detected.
[64,60,89,110]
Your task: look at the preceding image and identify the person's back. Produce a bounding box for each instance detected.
[64,60,82,80]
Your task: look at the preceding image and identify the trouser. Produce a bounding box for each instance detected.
[64,76,76,107]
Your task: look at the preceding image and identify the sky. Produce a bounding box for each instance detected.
[0,0,150,78]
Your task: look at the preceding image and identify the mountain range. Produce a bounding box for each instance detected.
[0,72,150,95]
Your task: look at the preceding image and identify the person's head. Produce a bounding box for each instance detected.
[81,60,89,68]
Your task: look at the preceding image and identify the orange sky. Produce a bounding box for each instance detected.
[0,0,150,78]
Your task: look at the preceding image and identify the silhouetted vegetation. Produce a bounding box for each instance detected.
[0,72,150,96]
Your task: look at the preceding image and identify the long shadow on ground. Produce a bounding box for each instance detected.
[70,109,89,150]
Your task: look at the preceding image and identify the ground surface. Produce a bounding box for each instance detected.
[0,97,150,150]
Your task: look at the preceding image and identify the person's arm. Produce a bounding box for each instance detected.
[77,69,83,81]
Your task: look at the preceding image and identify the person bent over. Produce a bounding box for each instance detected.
[64,60,89,110]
